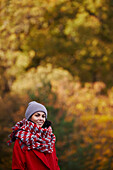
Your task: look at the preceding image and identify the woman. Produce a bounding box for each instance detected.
[8,101,60,170]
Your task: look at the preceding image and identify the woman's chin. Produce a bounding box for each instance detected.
[37,123,43,127]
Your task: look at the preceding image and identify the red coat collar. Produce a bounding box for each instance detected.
[33,150,50,169]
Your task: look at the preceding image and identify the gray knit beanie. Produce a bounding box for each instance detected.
[25,101,47,120]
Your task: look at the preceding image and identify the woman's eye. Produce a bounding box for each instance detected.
[35,114,40,117]
[34,114,45,118]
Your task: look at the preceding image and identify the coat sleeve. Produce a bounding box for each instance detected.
[12,139,26,170]
[53,145,60,170]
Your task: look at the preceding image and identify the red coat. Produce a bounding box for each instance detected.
[12,139,60,170]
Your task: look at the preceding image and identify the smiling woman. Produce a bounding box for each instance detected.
[30,112,46,127]
[7,101,60,170]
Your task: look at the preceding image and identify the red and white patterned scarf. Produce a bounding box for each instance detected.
[7,119,56,153]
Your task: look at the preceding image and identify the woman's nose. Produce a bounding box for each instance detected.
[39,116,43,120]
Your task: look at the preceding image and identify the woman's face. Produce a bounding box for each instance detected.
[30,112,46,127]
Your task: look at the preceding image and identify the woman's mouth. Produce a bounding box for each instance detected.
[37,122,43,126]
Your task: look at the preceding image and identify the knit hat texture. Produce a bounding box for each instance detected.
[25,101,47,120]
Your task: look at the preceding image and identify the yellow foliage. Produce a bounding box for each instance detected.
[95,144,101,149]
[76,103,85,110]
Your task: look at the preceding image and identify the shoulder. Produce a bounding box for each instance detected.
[13,139,21,150]
[13,139,26,153]
[14,138,20,146]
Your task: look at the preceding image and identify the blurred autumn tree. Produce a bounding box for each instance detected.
[0,0,113,170]
[0,0,113,97]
